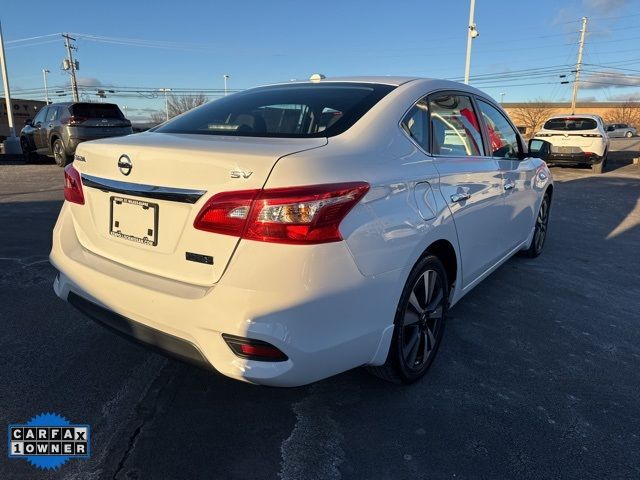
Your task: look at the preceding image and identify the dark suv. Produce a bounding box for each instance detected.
[20,102,133,166]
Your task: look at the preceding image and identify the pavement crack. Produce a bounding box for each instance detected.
[111,360,178,480]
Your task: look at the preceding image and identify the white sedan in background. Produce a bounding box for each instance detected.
[50,76,553,387]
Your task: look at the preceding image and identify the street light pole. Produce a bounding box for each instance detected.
[500,92,506,104]
[223,74,230,96]
[158,88,171,121]
[463,0,478,85]
[42,69,50,104]
[0,20,21,154]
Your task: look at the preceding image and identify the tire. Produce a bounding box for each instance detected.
[52,138,70,167]
[367,255,448,384]
[626,131,633,138]
[20,137,36,163]
[522,193,551,258]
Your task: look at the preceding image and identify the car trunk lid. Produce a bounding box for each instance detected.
[70,132,327,285]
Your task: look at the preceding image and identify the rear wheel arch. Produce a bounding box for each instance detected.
[423,239,457,291]
[50,135,60,152]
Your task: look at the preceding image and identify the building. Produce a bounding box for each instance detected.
[0,98,46,141]
[502,101,640,137]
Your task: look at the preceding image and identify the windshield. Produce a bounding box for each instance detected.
[154,83,395,138]
[543,117,598,131]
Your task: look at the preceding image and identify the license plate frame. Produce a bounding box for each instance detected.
[109,196,159,246]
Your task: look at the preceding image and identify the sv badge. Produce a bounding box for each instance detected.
[230,170,253,179]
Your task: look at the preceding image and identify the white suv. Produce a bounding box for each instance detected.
[534,114,609,173]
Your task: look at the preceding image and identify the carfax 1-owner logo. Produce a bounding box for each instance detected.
[8,412,91,470]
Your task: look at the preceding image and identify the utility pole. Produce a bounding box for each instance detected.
[0,20,21,154]
[571,17,588,115]
[42,69,50,104]
[158,88,171,121]
[223,74,230,96]
[463,0,479,85]
[62,33,79,102]
[500,92,506,104]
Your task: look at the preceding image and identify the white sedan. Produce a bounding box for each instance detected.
[50,76,553,387]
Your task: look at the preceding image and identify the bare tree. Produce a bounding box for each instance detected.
[509,101,556,138]
[149,111,166,125]
[604,100,640,127]
[167,93,208,118]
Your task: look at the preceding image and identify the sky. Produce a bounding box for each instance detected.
[2,0,640,121]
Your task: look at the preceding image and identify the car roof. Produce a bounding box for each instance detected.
[257,76,494,100]
[262,75,421,87]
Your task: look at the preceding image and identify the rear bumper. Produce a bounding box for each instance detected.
[67,290,211,368]
[547,152,604,165]
[50,203,399,387]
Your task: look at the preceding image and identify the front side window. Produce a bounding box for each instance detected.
[429,94,483,156]
[543,117,597,130]
[477,100,521,159]
[401,98,429,150]
[155,83,395,138]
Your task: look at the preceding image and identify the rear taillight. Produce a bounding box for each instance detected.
[63,164,84,205]
[194,182,369,244]
[62,115,88,125]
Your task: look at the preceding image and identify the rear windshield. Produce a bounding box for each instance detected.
[154,83,396,138]
[70,103,125,119]
[543,117,597,131]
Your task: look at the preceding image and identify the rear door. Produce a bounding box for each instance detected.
[475,98,537,251]
[428,92,506,287]
[44,106,60,146]
[32,107,49,150]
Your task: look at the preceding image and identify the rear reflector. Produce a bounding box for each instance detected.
[222,334,288,362]
[194,182,369,244]
[64,164,85,205]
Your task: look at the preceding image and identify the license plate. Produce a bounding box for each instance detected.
[109,196,159,246]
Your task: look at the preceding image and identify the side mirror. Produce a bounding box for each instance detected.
[24,119,33,127]
[528,138,552,161]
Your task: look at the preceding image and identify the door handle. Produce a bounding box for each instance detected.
[504,181,515,191]
[450,192,471,203]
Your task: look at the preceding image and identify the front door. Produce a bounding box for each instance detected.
[428,92,506,288]
[475,99,537,251]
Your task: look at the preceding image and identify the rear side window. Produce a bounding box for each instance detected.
[543,117,597,130]
[429,94,484,156]
[45,107,58,122]
[71,103,125,119]
[401,98,429,150]
[155,83,395,138]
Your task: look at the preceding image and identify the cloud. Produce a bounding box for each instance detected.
[583,0,629,12]
[607,92,640,101]
[581,70,640,89]
[75,77,103,87]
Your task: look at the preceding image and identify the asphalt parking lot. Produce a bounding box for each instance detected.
[1,142,639,479]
